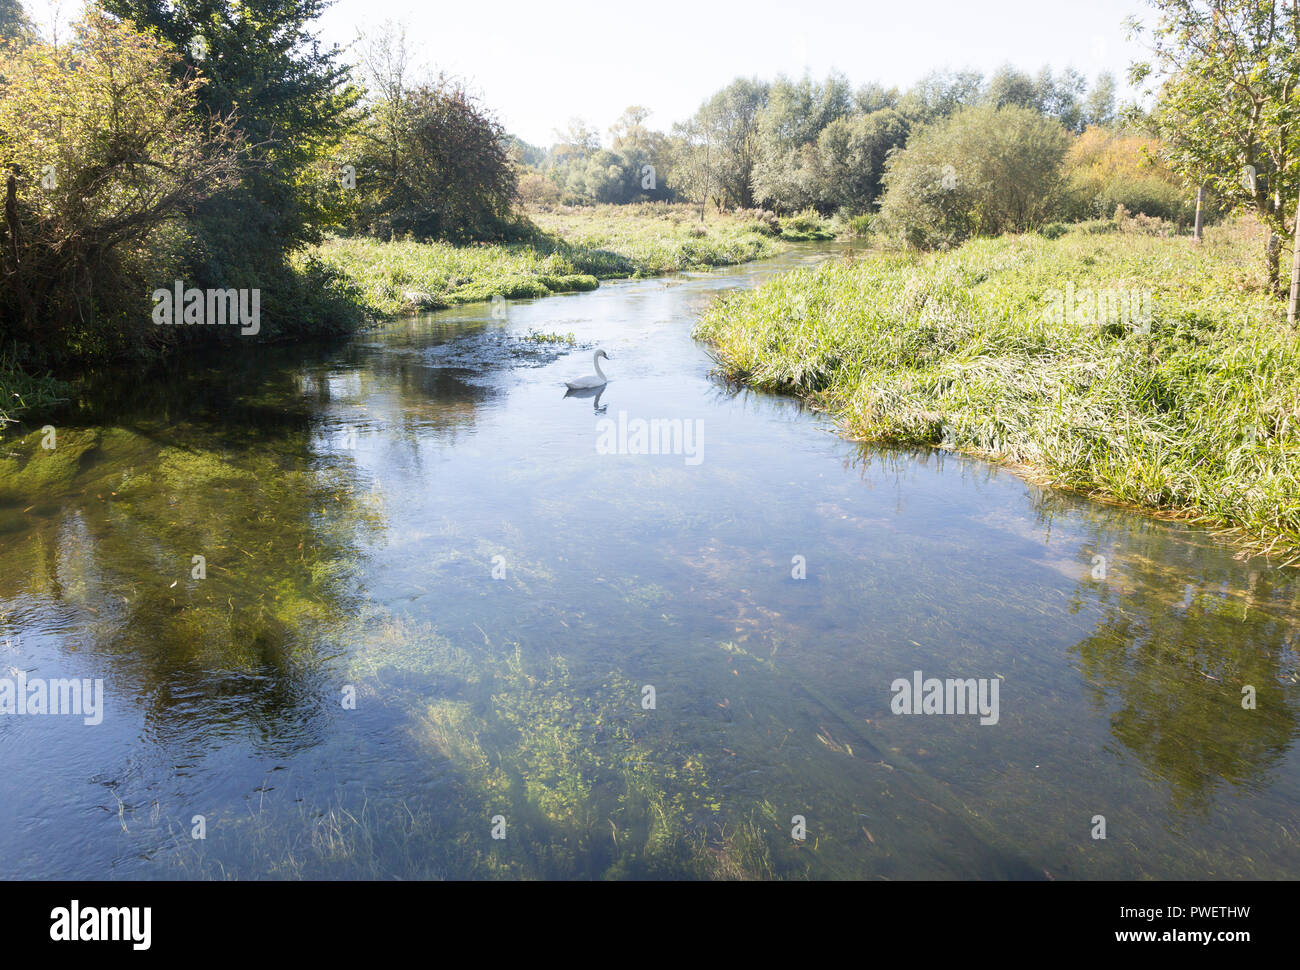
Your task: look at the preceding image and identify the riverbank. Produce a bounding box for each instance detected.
[0,205,788,426]
[310,203,786,318]
[694,217,1300,561]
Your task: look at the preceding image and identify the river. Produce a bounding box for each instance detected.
[1,242,1297,879]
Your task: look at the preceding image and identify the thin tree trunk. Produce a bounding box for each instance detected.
[1193,185,1203,243]
[1267,231,1282,293]
[1289,189,1300,326]
[4,172,37,332]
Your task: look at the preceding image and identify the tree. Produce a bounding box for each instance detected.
[809,109,910,214]
[0,7,241,357]
[353,20,413,217]
[1291,190,1300,321]
[896,68,984,125]
[575,148,631,203]
[986,65,1040,112]
[669,118,718,220]
[344,75,517,241]
[1083,73,1119,128]
[102,0,359,335]
[751,72,853,212]
[1132,0,1300,294]
[609,106,670,201]
[545,117,601,197]
[0,0,32,46]
[985,65,1089,131]
[1062,126,1196,223]
[854,82,900,115]
[505,135,547,169]
[694,78,768,208]
[877,104,1071,248]
[1035,67,1089,132]
[553,118,601,161]
[608,106,652,153]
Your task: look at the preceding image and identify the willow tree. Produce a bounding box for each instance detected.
[693,78,769,210]
[1131,0,1300,305]
[668,117,719,221]
[750,73,854,213]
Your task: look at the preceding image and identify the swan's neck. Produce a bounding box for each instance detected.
[593,353,606,381]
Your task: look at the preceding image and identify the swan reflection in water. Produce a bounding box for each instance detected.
[564,382,607,413]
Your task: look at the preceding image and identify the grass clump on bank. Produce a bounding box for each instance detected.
[313,203,783,317]
[0,358,71,426]
[695,218,1300,560]
[777,208,837,241]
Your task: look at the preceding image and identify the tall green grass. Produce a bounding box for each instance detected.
[695,219,1300,561]
[777,208,837,241]
[0,356,70,425]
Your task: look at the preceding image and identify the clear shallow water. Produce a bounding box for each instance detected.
[1,243,1298,879]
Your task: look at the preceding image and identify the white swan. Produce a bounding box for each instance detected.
[565,349,611,389]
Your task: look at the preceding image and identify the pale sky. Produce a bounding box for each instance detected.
[24,0,1154,146]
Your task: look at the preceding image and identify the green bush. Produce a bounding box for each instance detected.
[779,208,836,240]
[1060,127,1198,226]
[877,104,1071,249]
[732,208,781,235]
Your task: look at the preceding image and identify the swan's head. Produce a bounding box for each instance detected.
[595,349,611,361]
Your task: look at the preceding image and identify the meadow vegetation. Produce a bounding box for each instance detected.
[311,204,783,316]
